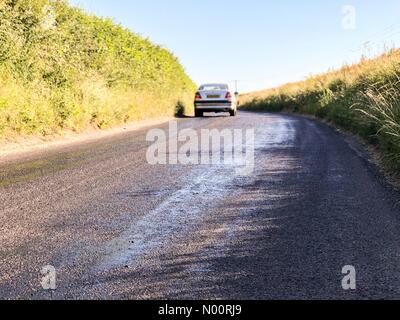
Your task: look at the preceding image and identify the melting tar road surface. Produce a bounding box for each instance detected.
[0,112,399,299]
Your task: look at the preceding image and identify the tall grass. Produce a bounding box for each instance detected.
[0,0,196,140]
[241,50,400,173]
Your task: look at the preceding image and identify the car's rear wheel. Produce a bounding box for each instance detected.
[195,110,203,118]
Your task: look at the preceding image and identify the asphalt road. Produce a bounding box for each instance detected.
[1,112,400,300]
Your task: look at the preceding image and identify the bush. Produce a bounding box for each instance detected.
[0,0,196,139]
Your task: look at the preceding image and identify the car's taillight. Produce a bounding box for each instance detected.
[195,92,202,100]
[225,92,232,100]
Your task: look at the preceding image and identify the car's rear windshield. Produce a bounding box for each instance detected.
[199,84,228,91]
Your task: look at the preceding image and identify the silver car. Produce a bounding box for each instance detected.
[194,83,238,117]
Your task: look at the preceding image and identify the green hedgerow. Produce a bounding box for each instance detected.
[0,0,196,139]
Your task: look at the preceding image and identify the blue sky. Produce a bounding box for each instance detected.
[69,0,400,93]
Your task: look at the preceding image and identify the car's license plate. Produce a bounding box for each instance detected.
[207,95,220,99]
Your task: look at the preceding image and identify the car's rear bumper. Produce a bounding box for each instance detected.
[194,100,235,111]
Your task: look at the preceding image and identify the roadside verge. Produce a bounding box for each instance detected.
[0,117,173,166]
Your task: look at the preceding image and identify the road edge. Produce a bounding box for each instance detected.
[0,117,174,165]
[244,110,400,195]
